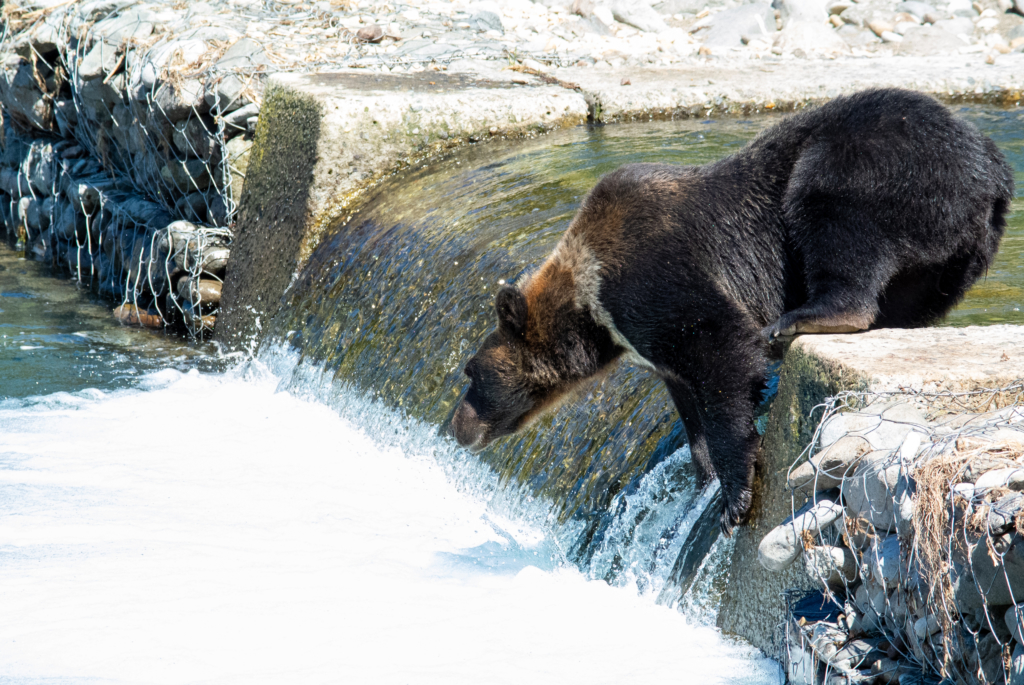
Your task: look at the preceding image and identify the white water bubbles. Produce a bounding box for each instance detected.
[0,355,782,684]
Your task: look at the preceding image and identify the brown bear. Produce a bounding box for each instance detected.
[449,88,1015,535]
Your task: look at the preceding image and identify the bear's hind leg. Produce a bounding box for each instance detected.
[765,214,895,340]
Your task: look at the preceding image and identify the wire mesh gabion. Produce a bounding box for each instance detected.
[0,1,270,337]
[770,383,1024,685]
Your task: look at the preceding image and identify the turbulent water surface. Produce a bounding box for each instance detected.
[2,106,1022,683]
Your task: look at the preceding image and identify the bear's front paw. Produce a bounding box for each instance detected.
[719,488,753,537]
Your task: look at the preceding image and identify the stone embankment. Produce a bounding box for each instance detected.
[719,326,1024,684]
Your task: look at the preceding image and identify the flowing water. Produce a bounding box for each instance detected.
[1,106,1021,683]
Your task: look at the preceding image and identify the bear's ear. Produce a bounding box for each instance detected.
[495,285,528,339]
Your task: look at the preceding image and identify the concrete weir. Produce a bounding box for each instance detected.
[216,71,588,343]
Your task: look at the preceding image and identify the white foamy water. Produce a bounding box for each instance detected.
[0,361,782,684]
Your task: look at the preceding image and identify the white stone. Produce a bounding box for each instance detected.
[975,467,1024,491]
[866,534,901,588]
[842,451,901,531]
[757,499,845,572]
[820,411,882,447]
[803,545,858,588]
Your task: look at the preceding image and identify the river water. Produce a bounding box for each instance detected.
[1,106,1021,683]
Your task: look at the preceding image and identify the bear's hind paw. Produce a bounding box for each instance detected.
[719,489,753,537]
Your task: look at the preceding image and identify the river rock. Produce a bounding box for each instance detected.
[52,202,78,241]
[976,467,1024,491]
[470,8,504,33]
[896,1,937,19]
[205,39,267,113]
[803,545,858,588]
[832,637,886,669]
[0,59,53,132]
[894,474,915,538]
[701,3,776,47]
[160,158,213,191]
[225,135,252,201]
[93,9,157,42]
[758,498,845,571]
[790,435,871,496]
[79,40,122,81]
[223,103,260,132]
[933,16,975,35]
[153,78,208,123]
[0,167,32,197]
[970,533,1024,606]
[172,119,219,162]
[140,40,209,90]
[842,451,901,531]
[79,76,122,125]
[174,192,209,223]
[195,246,230,275]
[864,533,901,588]
[10,14,62,58]
[897,24,967,53]
[610,0,670,32]
[989,492,1024,536]
[27,142,56,193]
[177,276,223,306]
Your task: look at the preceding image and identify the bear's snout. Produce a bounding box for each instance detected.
[450,399,488,451]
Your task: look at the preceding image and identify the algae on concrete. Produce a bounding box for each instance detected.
[217,71,588,346]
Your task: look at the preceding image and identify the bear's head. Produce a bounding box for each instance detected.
[450,262,621,451]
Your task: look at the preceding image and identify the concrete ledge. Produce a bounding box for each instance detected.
[552,55,1024,122]
[718,325,1024,658]
[216,71,588,344]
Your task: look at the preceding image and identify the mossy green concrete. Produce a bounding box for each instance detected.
[717,344,866,659]
[216,71,589,346]
[217,84,323,347]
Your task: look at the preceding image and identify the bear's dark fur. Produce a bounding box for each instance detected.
[450,88,1015,534]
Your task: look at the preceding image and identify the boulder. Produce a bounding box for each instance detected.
[79,40,122,81]
[91,9,156,42]
[842,451,901,531]
[700,4,776,47]
[757,498,846,571]
[933,16,975,35]
[864,533,901,588]
[173,119,219,162]
[0,59,53,132]
[970,533,1024,607]
[802,545,858,588]
[897,24,968,53]
[976,467,1024,491]
[789,435,872,496]
[896,0,936,19]
[610,0,671,32]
